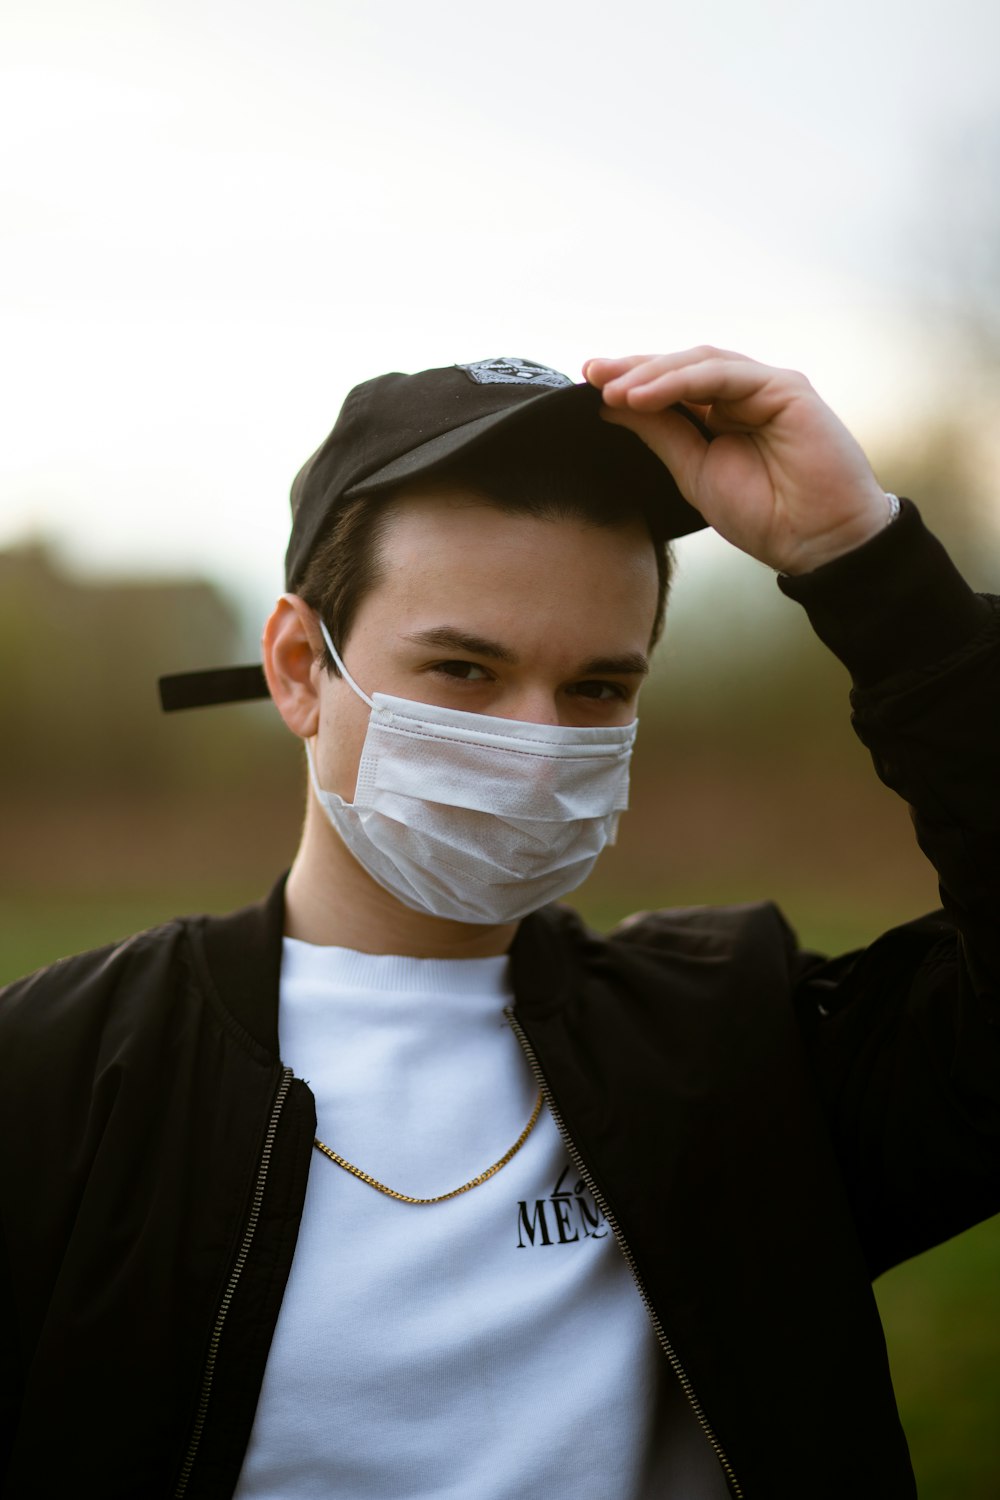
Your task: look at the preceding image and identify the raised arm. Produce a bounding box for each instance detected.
[585,347,1000,1273]
[781,502,1000,1274]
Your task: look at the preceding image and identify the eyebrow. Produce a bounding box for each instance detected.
[401,626,649,678]
[577,652,649,678]
[401,626,518,662]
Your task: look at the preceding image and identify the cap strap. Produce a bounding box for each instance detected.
[158,665,269,712]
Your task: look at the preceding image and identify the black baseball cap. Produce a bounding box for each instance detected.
[159,356,710,711]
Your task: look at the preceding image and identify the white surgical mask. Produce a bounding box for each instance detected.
[307,620,637,924]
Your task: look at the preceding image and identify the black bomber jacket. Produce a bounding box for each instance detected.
[2,502,999,1499]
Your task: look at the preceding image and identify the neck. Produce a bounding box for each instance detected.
[284,798,518,958]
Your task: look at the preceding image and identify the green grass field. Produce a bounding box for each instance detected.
[2,886,998,1496]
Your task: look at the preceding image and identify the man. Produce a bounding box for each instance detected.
[1,348,997,1499]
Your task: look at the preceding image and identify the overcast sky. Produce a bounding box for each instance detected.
[3,0,998,623]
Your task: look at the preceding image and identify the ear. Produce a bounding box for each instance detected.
[262,594,326,740]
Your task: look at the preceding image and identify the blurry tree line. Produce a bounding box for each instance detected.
[4,381,993,800]
[0,541,296,796]
[0,542,304,894]
[0,398,986,918]
[1,409,994,909]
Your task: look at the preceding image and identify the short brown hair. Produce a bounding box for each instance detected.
[297,414,674,672]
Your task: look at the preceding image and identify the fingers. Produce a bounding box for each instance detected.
[613,359,774,417]
[585,348,811,432]
[584,346,751,394]
[583,354,655,386]
[594,351,760,407]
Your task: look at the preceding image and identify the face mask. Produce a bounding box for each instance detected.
[306,620,637,924]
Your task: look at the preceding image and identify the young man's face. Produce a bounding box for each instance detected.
[312,486,660,804]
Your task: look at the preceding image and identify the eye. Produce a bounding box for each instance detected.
[568,679,629,702]
[431,660,494,682]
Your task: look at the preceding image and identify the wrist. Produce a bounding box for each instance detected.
[779,492,900,576]
[777,499,989,689]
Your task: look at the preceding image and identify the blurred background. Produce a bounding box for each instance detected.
[2,1,999,1491]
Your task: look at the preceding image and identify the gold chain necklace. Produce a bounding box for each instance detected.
[313,1088,544,1205]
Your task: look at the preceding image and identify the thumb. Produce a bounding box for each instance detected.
[600,404,710,507]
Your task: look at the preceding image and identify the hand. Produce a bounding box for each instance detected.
[584,348,891,574]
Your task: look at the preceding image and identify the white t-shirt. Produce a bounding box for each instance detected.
[233,939,729,1499]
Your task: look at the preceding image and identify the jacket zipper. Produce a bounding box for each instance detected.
[504,1008,744,1500]
[173,1066,294,1499]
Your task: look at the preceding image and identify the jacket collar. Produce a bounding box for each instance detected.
[193,875,588,1061]
[194,873,289,1059]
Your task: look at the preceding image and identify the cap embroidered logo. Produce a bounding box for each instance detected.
[457,357,574,388]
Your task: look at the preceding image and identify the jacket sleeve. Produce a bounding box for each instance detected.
[776,500,1000,1277]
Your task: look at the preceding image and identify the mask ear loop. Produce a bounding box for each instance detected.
[317,617,375,710]
[303,737,330,802]
[305,618,374,809]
